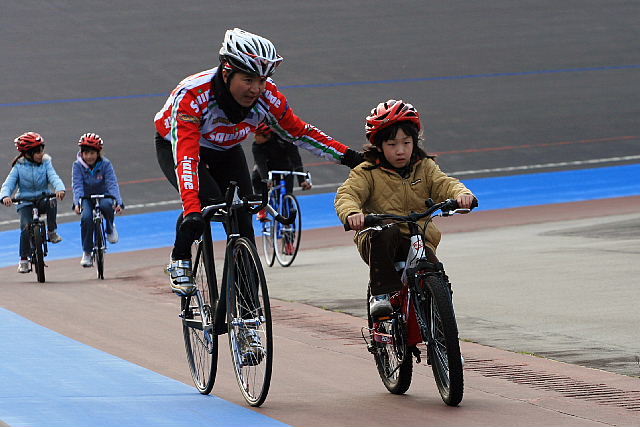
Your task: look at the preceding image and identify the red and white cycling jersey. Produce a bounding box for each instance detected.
[154,67,350,215]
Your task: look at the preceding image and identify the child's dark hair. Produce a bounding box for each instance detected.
[10,145,44,167]
[362,121,434,164]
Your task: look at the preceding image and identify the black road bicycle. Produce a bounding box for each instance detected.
[11,192,58,283]
[180,182,295,407]
[346,199,473,406]
[80,194,116,280]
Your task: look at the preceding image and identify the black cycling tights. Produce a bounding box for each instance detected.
[155,134,255,259]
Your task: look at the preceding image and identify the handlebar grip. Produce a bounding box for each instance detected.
[343,215,380,231]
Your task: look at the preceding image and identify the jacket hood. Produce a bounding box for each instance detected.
[76,150,102,169]
[17,153,52,165]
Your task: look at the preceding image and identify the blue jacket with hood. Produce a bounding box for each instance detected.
[0,154,65,207]
[71,152,123,207]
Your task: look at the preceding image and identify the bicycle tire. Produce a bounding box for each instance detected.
[261,218,276,268]
[226,237,272,407]
[421,275,464,406]
[367,289,412,394]
[95,219,105,280]
[274,194,301,267]
[33,223,46,283]
[182,239,219,394]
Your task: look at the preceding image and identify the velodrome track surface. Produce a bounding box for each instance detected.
[1,1,640,425]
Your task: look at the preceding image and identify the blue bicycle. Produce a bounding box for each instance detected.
[260,170,310,267]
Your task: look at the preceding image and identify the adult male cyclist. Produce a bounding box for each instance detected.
[154,28,362,297]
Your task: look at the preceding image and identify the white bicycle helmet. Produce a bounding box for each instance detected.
[219,28,283,77]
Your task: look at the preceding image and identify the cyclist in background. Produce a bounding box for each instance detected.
[154,27,362,297]
[72,133,124,267]
[251,122,312,222]
[335,100,477,317]
[0,132,66,273]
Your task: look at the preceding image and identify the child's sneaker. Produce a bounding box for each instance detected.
[17,259,30,273]
[48,230,62,243]
[80,253,93,267]
[256,209,268,222]
[107,224,119,244]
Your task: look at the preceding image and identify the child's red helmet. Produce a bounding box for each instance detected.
[255,122,273,137]
[365,99,421,143]
[78,133,104,151]
[14,132,45,153]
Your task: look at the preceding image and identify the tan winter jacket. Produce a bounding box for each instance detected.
[335,158,474,250]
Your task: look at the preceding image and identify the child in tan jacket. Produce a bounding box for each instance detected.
[335,99,477,316]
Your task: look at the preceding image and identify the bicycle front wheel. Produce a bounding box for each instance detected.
[94,219,105,280]
[226,237,272,407]
[274,194,301,267]
[367,290,412,394]
[32,223,46,283]
[182,239,218,394]
[261,218,276,267]
[422,275,464,406]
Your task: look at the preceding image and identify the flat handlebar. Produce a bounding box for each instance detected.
[202,181,297,225]
[343,198,476,231]
[11,192,57,204]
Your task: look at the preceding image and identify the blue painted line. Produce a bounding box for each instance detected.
[0,308,290,427]
[1,164,638,268]
[2,65,638,108]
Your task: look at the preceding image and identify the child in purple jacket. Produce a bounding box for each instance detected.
[71,133,124,267]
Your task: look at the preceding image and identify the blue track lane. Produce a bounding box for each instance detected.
[0,308,289,427]
[1,164,639,268]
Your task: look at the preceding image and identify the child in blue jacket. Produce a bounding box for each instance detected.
[71,133,124,267]
[0,132,66,273]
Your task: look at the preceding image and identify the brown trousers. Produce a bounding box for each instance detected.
[356,224,440,296]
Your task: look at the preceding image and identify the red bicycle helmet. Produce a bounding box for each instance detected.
[78,132,104,151]
[254,122,273,137]
[365,99,421,143]
[14,132,45,153]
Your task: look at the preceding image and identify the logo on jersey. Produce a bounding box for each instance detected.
[263,89,282,108]
[177,113,201,124]
[179,156,197,190]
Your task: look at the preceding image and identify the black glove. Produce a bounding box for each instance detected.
[180,211,205,241]
[340,148,365,169]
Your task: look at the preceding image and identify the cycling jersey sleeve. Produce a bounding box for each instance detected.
[171,89,204,216]
[260,82,353,164]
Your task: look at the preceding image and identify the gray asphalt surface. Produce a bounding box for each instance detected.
[1,1,639,227]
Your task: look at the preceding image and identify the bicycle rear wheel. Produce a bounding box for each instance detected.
[274,194,301,267]
[182,239,219,394]
[226,237,272,407]
[367,290,412,394]
[94,219,105,280]
[32,223,46,283]
[421,275,464,406]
